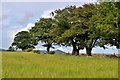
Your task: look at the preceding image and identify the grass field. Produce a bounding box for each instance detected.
[2,51,118,78]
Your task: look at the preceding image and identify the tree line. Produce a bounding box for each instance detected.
[9,2,119,56]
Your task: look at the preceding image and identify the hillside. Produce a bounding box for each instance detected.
[2,51,118,78]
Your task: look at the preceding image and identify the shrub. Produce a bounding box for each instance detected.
[24,48,33,52]
[48,51,55,54]
[8,46,15,51]
[33,50,40,54]
[65,53,70,55]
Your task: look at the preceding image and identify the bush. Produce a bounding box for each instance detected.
[33,50,40,54]
[48,51,55,54]
[24,48,33,52]
[8,46,15,51]
[65,53,70,55]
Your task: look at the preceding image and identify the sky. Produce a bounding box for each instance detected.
[0,1,119,54]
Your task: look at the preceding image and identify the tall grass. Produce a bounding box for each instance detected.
[2,51,118,78]
[0,52,2,79]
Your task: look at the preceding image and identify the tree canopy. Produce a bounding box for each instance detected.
[29,18,54,52]
[11,2,119,56]
[11,31,36,51]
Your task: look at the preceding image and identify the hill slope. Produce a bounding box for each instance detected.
[2,52,118,78]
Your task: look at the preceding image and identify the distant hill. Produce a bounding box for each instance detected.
[40,50,47,53]
[40,49,64,53]
[54,50,64,53]
[0,48,5,51]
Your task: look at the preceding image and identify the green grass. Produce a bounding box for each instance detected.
[2,51,118,78]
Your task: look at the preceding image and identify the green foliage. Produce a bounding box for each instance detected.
[30,18,54,52]
[47,51,55,54]
[11,31,36,51]
[24,48,33,52]
[30,3,119,55]
[33,50,40,54]
[93,2,119,49]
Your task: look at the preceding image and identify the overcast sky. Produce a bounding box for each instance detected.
[0,1,118,54]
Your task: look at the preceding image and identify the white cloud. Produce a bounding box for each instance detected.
[55,46,72,53]
[19,23,35,31]
[40,7,65,18]
[92,46,118,54]
[11,23,35,43]
[41,10,54,18]
[35,47,46,50]
[1,23,34,49]
[55,47,65,51]
[80,48,86,53]
[35,42,47,50]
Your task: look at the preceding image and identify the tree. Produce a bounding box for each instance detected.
[50,6,83,55]
[78,4,99,56]
[50,4,98,56]
[92,2,119,50]
[63,4,98,56]
[12,2,119,55]
[48,3,119,55]
[11,31,36,51]
[30,18,54,52]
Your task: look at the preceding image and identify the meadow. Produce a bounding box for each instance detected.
[2,51,118,78]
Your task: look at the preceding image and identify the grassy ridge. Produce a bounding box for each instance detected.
[2,52,118,78]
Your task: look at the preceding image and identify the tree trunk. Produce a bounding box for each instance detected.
[86,47,92,56]
[71,40,77,55]
[72,45,77,55]
[75,49,79,55]
[47,46,50,52]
